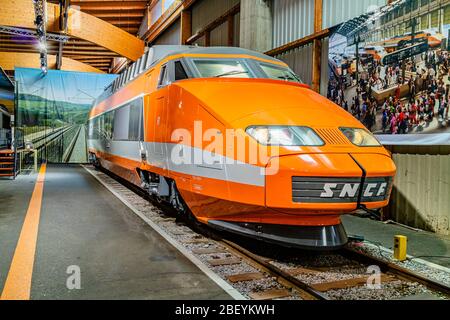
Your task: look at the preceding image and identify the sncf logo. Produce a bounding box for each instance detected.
[320,182,388,198]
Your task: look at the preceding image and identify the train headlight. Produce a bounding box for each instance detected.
[340,127,380,146]
[246,126,324,146]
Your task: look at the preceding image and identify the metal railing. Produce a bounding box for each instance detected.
[0,128,11,149]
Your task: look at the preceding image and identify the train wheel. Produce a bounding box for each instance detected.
[90,153,101,170]
[169,180,187,215]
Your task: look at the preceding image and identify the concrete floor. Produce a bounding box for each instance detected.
[343,214,450,267]
[0,165,231,300]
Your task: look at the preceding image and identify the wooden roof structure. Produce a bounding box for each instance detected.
[0,0,150,73]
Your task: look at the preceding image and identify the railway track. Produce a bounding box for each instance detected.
[62,125,82,163]
[220,236,450,300]
[28,125,73,148]
[84,165,450,301]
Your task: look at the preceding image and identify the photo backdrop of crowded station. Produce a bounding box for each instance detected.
[327,0,450,135]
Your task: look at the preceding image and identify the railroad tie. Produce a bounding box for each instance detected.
[207,257,241,266]
[249,289,291,300]
[227,272,265,283]
[311,274,397,292]
[192,247,228,255]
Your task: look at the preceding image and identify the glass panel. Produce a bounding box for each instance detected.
[445,5,450,25]
[88,117,99,140]
[259,63,302,83]
[421,15,429,29]
[113,105,130,140]
[175,61,188,81]
[128,98,143,141]
[193,60,251,78]
[104,111,114,140]
[431,10,439,28]
[158,65,169,86]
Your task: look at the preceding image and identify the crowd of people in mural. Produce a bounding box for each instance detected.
[328,48,450,134]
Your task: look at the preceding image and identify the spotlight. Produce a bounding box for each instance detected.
[38,42,47,51]
[35,14,43,25]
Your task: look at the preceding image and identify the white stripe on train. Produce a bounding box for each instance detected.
[88,139,266,187]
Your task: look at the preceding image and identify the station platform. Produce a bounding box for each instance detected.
[342,215,450,268]
[0,164,231,300]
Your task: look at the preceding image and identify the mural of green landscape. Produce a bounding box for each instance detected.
[16,68,117,164]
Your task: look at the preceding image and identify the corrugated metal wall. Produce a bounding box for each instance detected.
[272,0,314,48]
[234,12,240,47]
[192,0,240,46]
[275,44,313,85]
[271,0,387,47]
[389,153,450,235]
[153,18,181,45]
[192,0,240,33]
[322,0,387,29]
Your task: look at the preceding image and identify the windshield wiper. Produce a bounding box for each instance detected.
[278,75,296,81]
[215,70,249,78]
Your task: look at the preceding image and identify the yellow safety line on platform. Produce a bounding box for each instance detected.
[0,163,47,300]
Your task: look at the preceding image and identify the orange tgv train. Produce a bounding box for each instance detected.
[88,46,396,250]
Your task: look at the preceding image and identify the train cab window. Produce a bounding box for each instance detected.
[193,60,251,78]
[174,61,188,81]
[158,64,170,87]
[259,63,302,83]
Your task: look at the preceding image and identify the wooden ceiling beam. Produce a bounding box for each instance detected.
[0,48,59,54]
[106,19,143,26]
[0,42,110,52]
[62,51,118,56]
[1,0,145,61]
[88,12,145,18]
[0,51,103,73]
[265,29,330,56]
[71,1,148,10]
[65,55,115,59]
[77,59,112,63]
[63,46,111,51]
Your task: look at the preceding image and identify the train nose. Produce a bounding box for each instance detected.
[265,153,396,213]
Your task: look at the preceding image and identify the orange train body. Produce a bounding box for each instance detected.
[88,46,396,249]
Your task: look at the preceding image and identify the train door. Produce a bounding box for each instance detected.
[151,63,172,172]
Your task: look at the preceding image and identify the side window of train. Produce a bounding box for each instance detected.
[174,61,188,81]
[112,98,144,141]
[104,111,114,140]
[88,118,99,140]
[158,64,170,88]
[128,98,143,141]
[113,105,130,141]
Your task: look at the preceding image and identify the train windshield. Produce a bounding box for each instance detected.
[192,60,251,78]
[258,63,302,83]
[190,58,302,83]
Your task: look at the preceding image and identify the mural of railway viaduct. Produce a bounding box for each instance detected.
[15,68,117,163]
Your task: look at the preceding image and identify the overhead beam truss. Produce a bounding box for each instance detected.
[0,25,70,42]
[33,0,48,73]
